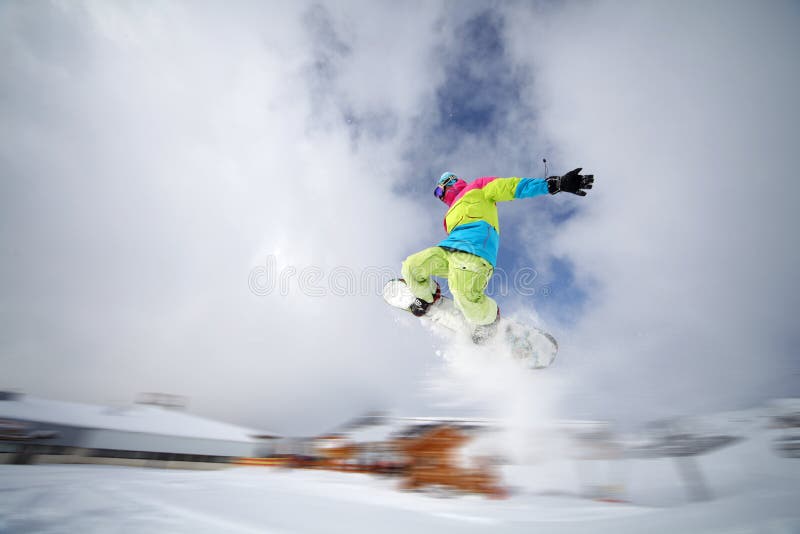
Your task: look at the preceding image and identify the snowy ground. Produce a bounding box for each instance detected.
[2,428,798,534]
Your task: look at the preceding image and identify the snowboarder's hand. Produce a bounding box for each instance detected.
[547,168,594,196]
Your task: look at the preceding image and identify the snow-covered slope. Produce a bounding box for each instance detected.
[1,408,798,533]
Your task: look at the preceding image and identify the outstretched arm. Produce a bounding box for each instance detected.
[482,177,549,202]
[479,169,595,201]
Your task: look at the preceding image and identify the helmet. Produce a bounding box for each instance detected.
[434,172,458,200]
[438,172,458,187]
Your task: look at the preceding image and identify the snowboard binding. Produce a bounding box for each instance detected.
[409,281,441,317]
[470,308,501,344]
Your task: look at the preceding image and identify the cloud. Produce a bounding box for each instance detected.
[0,1,449,434]
[503,1,800,422]
[2,0,797,436]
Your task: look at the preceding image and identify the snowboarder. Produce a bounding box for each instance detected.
[401,168,594,343]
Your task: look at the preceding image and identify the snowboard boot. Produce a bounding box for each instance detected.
[409,281,441,317]
[471,307,501,344]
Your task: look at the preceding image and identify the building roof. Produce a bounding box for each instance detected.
[0,394,275,442]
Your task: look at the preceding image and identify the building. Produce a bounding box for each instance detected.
[0,391,279,468]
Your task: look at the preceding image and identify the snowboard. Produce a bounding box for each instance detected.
[382,279,558,369]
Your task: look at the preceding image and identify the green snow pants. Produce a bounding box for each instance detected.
[401,246,498,326]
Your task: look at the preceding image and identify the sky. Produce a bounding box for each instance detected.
[1,0,798,435]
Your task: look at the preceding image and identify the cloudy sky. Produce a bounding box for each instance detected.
[1,0,798,434]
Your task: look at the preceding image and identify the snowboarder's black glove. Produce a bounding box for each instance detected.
[547,168,594,196]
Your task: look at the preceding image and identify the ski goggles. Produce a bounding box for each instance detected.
[434,175,458,199]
